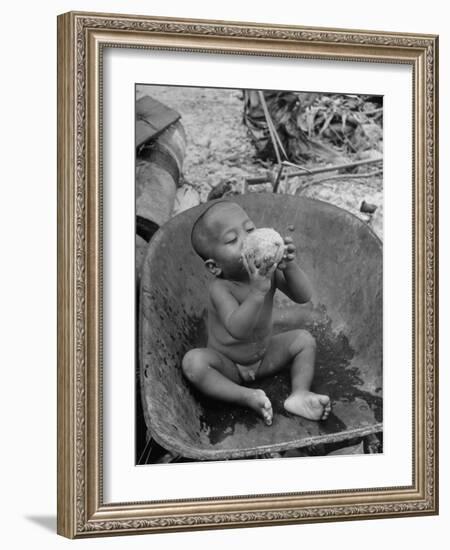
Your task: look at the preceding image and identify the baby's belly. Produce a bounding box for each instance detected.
[208,334,271,366]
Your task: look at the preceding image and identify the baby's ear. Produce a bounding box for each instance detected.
[204,259,222,277]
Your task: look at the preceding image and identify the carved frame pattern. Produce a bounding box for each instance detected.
[57,11,438,538]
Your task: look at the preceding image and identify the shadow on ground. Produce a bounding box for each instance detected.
[25,515,56,533]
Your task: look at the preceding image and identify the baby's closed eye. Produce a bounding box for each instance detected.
[225,236,238,244]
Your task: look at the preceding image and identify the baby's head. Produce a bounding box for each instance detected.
[191,200,255,279]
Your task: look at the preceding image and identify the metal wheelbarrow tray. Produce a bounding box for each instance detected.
[139,194,382,460]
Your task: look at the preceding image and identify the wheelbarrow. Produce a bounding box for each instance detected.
[139,194,382,460]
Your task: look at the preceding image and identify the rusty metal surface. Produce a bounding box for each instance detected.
[136,95,181,147]
[139,194,382,460]
[136,121,187,230]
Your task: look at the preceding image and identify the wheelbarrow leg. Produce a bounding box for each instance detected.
[364,433,382,454]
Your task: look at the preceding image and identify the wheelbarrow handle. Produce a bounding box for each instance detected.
[246,175,271,185]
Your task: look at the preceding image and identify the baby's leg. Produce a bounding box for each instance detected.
[257,330,330,421]
[182,348,273,425]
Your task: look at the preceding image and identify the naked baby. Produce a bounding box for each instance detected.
[182,200,331,426]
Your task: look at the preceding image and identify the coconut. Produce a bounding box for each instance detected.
[242,228,286,275]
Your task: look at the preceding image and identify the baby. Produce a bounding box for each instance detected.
[182,200,331,426]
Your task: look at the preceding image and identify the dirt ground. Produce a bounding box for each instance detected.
[136,84,383,239]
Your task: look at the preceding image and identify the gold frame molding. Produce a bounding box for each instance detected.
[57,11,439,539]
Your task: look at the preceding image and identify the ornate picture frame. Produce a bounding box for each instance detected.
[57,11,438,538]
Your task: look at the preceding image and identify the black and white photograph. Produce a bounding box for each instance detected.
[2,0,444,545]
[136,85,383,465]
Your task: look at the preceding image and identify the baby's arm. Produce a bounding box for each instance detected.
[210,280,266,340]
[210,258,276,340]
[275,236,313,303]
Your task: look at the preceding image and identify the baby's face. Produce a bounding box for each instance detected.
[206,203,256,279]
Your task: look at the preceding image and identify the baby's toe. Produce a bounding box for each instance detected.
[322,404,332,419]
[263,400,273,425]
[319,395,330,406]
[264,409,273,426]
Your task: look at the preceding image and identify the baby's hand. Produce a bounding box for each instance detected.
[277,236,296,271]
[242,253,277,295]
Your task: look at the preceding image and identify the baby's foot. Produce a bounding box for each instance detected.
[284,391,331,421]
[247,389,273,426]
